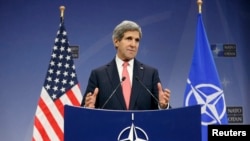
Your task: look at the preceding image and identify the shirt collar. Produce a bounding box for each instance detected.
[115,55,134,67]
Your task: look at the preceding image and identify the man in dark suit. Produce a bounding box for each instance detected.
[81,20,171,110]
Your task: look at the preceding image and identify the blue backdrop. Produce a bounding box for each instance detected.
[0,0,249,141]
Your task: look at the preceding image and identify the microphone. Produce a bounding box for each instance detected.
[101,77,126,109]
[135,76,159,104]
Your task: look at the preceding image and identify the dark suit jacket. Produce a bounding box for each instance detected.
[81,58,161,110]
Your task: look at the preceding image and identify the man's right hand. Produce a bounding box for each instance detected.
[84,88,99,108]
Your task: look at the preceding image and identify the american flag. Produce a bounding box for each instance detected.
[32,17,82,141]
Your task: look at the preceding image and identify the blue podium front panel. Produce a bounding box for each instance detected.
[64,105,201,141]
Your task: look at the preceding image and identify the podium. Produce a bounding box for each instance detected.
[64,105,201,141]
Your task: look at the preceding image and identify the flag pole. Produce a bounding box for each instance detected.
[60,6,65,19]
[197,0,203,14]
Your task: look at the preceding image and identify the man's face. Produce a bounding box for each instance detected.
[114,31,140,61]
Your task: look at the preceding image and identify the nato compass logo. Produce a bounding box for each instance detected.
[184,79,227,126]
[117,113,148,141]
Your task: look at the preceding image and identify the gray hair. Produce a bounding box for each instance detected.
[112,20,142,41]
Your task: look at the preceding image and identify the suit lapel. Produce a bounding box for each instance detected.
[129,60,144,109]
[106,59,127,110]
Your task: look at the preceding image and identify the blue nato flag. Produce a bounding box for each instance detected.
[183,13,228,141]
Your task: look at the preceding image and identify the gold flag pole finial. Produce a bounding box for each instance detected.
[60,6,65,19]
[197,0,203,14]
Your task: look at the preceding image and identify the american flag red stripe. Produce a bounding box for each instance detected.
[40,96,63,140]
[34,89,64,141]
[32,15,82,141]
[33,116,50,141]
[66,85,82,105]
[54,97,65,117]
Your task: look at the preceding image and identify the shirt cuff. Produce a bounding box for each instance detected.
[158,103,170,110]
